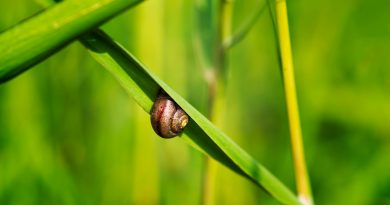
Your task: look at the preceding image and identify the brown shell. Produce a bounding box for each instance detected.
[150,90,189,138]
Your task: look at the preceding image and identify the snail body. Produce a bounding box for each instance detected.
[150,90,189,138]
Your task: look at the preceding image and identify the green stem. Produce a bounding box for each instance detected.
[274,0,313,204]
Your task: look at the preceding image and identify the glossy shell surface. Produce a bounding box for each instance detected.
[150,92,189,138]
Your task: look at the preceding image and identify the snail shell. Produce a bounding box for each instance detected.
[150,90,189,138]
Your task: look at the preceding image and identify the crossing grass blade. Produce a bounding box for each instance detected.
[80,30,301,205]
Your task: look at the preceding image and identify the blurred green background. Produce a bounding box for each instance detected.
[1,0,390,204]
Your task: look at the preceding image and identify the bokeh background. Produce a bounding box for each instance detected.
[1,0,390,204]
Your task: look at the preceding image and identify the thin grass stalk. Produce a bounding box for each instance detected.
[274,0,313,204]
[202,1,231,204]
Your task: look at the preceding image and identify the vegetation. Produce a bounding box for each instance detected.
[0,0,389,204]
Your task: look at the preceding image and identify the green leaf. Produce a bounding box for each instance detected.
[80,30,301,205]
[0,0,143,83]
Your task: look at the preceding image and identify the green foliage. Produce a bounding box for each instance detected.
[1,0,390,205]
[1,0,300,204]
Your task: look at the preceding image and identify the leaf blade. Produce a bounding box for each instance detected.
[0,0,143,83]
[81,30,301,205]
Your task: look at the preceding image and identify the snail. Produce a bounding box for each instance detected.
[150,90,189,138]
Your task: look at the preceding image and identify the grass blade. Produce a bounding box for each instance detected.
[80,30,301,205]
[0,0,143,83]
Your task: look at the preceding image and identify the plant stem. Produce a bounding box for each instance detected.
[274,0,313,204]
[202,1,231,205]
